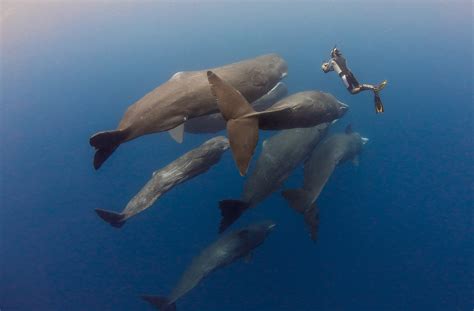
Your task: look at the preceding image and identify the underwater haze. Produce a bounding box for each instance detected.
[1,1,472,310]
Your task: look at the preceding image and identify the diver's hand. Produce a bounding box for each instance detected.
[321,63,330,73]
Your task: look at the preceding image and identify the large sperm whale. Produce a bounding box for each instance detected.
[282,125,368,240]
[207,71,348,176]
[218,122,332,233]
[95,136,229,228]
[141,221,276,311]
[90,54,287,169]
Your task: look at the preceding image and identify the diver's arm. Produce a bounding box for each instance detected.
[321,60,334,73]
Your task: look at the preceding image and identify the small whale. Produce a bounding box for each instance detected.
[207,71,348,175]
[95,136,229,228]
[218,122,332,233]
[282,124,368,241]
[141,221,276,311]
[184,82,288,135]
[90,54,287,169]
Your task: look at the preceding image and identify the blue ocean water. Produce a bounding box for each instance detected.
[1,1,472,310]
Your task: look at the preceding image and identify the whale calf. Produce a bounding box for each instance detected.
[184,82,288,135]
[90,54,287,169]
[95,136,229,228]
[218,122,332,232]
[141,221,276,311]
[207,71,348,175]
[282,125,368,240]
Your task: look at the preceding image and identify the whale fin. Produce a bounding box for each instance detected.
[169,123,184,143]
[90,129,128,169]
[95,209,126,228]
[218,200,250,233]
[281,189,313,213]
[282,190,320,241]
[227,118,259,176]
[207,70,259,175]
[141,295,176,311]
[207,70,255,120]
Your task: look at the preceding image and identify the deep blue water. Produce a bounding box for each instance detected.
[1,1,472,310]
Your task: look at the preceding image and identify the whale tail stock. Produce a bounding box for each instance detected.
[141,295,176,311]
[89,129,128,170]
[95,208,126,228]
[218,200,250,233]
[281,189,320,241]
[207,70,259,176]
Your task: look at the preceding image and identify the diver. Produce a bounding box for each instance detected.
[321,47,387,113]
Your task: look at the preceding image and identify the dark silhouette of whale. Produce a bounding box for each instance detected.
[90,54,287,169]
[95,136,229,228]
[207,71,348,175]
[282,125,368,240]
[218,122,333,233]
[141,221,276,311]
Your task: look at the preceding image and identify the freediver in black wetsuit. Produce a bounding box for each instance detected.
[321,47,387,113]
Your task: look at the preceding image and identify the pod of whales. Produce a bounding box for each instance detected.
[282,125,368,240]
[184,82,288,135]
[95,136,229,228]
[218,122,332,232]
[90,54,287,169]
[207,70,348,175]
[142,221,276,311]
[89,50,386,310]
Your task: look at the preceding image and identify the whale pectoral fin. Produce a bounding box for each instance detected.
[244,252,253,263]
[169,123,184,143]
[141,295,176,311]
[227,117,259,176]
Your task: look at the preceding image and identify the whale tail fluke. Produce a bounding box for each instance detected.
[141,295,176,311]
[95,208,126,228]
[207,70,259,176]
[282,189,319,241]
[218,200,250,233]
[90,129,128,169]
[281,189,313,213]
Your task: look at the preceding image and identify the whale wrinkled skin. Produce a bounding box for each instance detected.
[94,136,230,228]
